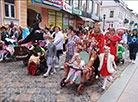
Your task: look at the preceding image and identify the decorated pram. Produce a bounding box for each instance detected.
[14,45,33,65]
[0,38,16,62]
[60,35,99,95]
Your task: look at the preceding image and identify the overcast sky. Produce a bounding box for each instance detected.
[124,0,138,13]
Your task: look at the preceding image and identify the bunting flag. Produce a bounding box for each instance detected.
[28,0,34,5]
[114,72,121,79]
[82,3,86,10]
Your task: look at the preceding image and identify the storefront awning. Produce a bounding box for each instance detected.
[79,16,94,22]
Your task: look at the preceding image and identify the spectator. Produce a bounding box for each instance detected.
[67,26,73,37]
[128,29,138,64]
[66,30,79,61]
[18,26,23,41]
[62,29,67,52]
[0,26,9,41]
[22,27,30,40]
[9,21,14,29]
[11,27,18,41]
[54,26,63,66]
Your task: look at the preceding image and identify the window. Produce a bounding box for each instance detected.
[109,23,114,28]
[118,12,123,20]
[94,3,98,15]
[4,0,15,18]
[73,0,79,9]
[65,0,69,4]
[110,11,114,18]
[87,0,93,13]
[69,0,73,6]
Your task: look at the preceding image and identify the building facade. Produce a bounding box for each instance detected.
[0,0,27,27]
[101,0,138,30]
[0,0,101,29]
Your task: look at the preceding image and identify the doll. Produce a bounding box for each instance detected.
[64,55,85,84]
[98,46,117,91]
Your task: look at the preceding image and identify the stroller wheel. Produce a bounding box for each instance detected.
[122,59,125,64]
[78,84,85,95]
[91,76,96,84]
[60,78,66,88]
[23,61,28,66]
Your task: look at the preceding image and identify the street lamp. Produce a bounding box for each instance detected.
[103,14,106,31]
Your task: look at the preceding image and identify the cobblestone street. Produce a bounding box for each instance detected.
[0,53,129,102]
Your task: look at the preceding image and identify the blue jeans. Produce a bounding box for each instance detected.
[69,55,73,61]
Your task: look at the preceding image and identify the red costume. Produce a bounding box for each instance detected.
[90,33,104,54]
[105,35,121,61]
[100,55,112,77]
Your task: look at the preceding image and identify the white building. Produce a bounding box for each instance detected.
[101,0,138,30]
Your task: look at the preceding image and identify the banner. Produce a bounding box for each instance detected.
[43,0,63,9]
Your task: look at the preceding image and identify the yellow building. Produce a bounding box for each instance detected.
[0,0,61,28]
[0,0,27,27]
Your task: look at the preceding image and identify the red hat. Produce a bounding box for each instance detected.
[107,28,111,31]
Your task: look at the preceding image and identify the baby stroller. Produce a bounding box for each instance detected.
[60,51,95,95]
[14,45,33,65]
[0,38,16,62]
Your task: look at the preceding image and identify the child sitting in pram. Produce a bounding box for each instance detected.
[0,40,15,62]
[64,54,85,84]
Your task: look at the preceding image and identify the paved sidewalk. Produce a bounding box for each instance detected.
[98,58,138,102]
[117,66,138,102]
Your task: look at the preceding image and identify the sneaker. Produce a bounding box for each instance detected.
[51,71,56,75]
[43,73,49,78]
[95,75,99,79]
[132,60,136,64]
[55,65,59,68]
[108,76,113,82]
[129,60,132,63]
[98,87,105,93]
[60,66,64,69]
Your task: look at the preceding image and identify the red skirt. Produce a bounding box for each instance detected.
[100,56,112,77]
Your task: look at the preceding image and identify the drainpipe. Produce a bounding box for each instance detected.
[18,0,21,26]
[1,0,3,25]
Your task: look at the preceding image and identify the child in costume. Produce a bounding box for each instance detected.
[98,46,117,91]
[128,29,138,64]
[28,52,40,76]
[43,36,57,77]
[64,55,85,84]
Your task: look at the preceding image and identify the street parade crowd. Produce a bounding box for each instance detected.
[0,16,138,94]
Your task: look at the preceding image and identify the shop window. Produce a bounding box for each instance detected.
[110,11,114,18]
[4,0,15,18]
